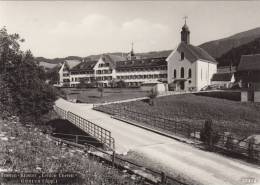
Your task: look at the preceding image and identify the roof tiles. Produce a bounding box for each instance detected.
[238,54,260,71]
[177,42,217,63]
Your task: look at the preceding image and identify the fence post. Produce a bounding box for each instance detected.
[112,151,115,168]
[187,124,191,138]
[161,172,166,184]
[248,137,255,160]
[75,135,78,144]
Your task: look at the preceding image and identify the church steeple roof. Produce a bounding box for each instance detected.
[181,16,190,44]
[182,16,190,31]
[127,42,136,60]
[182,22,189,32]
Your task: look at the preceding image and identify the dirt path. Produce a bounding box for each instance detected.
[55,98,260,185]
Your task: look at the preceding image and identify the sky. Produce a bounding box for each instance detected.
[1,1,260,58]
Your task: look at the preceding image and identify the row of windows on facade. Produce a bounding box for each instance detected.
[70,70,94,75]
[64,66,167,76]
[66,73,168,83]
[98,63,110,67]
[173,68,192,79]
[117,74,167,80]
[70,76,113,82]
[69,81,147,88]
[119,59,164,65]
[96,69,113,74]
[117,66,167,72]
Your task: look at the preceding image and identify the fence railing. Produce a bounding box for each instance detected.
[54,105,67,119]
[94,105,203,139]
[52,134,190,185]
[53,105,115,151]
[94,104,260,161]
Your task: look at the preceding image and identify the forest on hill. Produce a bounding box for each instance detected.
[216,37,260,67]
[199,27,260,59]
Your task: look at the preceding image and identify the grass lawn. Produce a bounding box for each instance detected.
[97,94,260,137]
[62,88,148,103]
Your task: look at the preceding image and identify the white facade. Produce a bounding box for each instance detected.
[58,55,167,88]
[58,63,70,87]
[116,67,167,87]
[167,49,196,91]
[167,49,216,91]
[196,60,217,91]
[93,57,115,87]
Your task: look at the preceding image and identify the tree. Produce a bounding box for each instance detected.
[200,119,220,150]
[45,69,59,85]
[97,84,104,98]
[78,78,87,88]
[147,88,158,106]
[117,80,126,88]
[0,27,57,125]
[109,78,117,88]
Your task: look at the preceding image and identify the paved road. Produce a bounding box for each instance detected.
[55,98,260,185]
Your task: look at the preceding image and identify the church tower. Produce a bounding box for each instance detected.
[127,42,136,60]
[181,17,190,44]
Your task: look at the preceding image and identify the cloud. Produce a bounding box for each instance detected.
[43,14,173,57]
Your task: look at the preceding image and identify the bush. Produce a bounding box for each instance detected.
[147,88,158,106]
[200,120,220,148]
[116,80,127,88]
[248,137,257,159]
[97,86,104,98]
[196,91,241,101]
[225,134,235,150]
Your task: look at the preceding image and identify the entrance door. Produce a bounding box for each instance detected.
[180,81,185,90]
[248,89,254,102]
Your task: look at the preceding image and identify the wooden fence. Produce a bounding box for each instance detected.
[93,104,202,139]
[93,104,260,161]
[53,105,115,151]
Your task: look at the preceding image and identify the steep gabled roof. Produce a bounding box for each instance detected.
[211,73,234,82]
[101,54,126,68]
[65,60,81,69]
[71,60,97,71]
[238,54,260,71]
[116,57,167,69]
[176,42,217,63]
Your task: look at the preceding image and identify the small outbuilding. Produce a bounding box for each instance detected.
[140,81,168,94]
[237,54,260,102]
[211,73,235,89]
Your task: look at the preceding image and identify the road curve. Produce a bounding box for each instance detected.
[55,98,260,185]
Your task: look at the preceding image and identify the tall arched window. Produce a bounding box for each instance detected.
[188,68,192,78]
[181,67,184,78]
[174,69,177,78]
[181,52,184,60]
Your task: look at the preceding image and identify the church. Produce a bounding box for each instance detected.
[167,20,217,91]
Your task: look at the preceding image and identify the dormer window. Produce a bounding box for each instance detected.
[181,52,184,60]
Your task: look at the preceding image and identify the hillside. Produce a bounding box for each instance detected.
[35,56,83,64]
[35,50,172,65]
[199,27,260,59]
[217,37,260,67]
